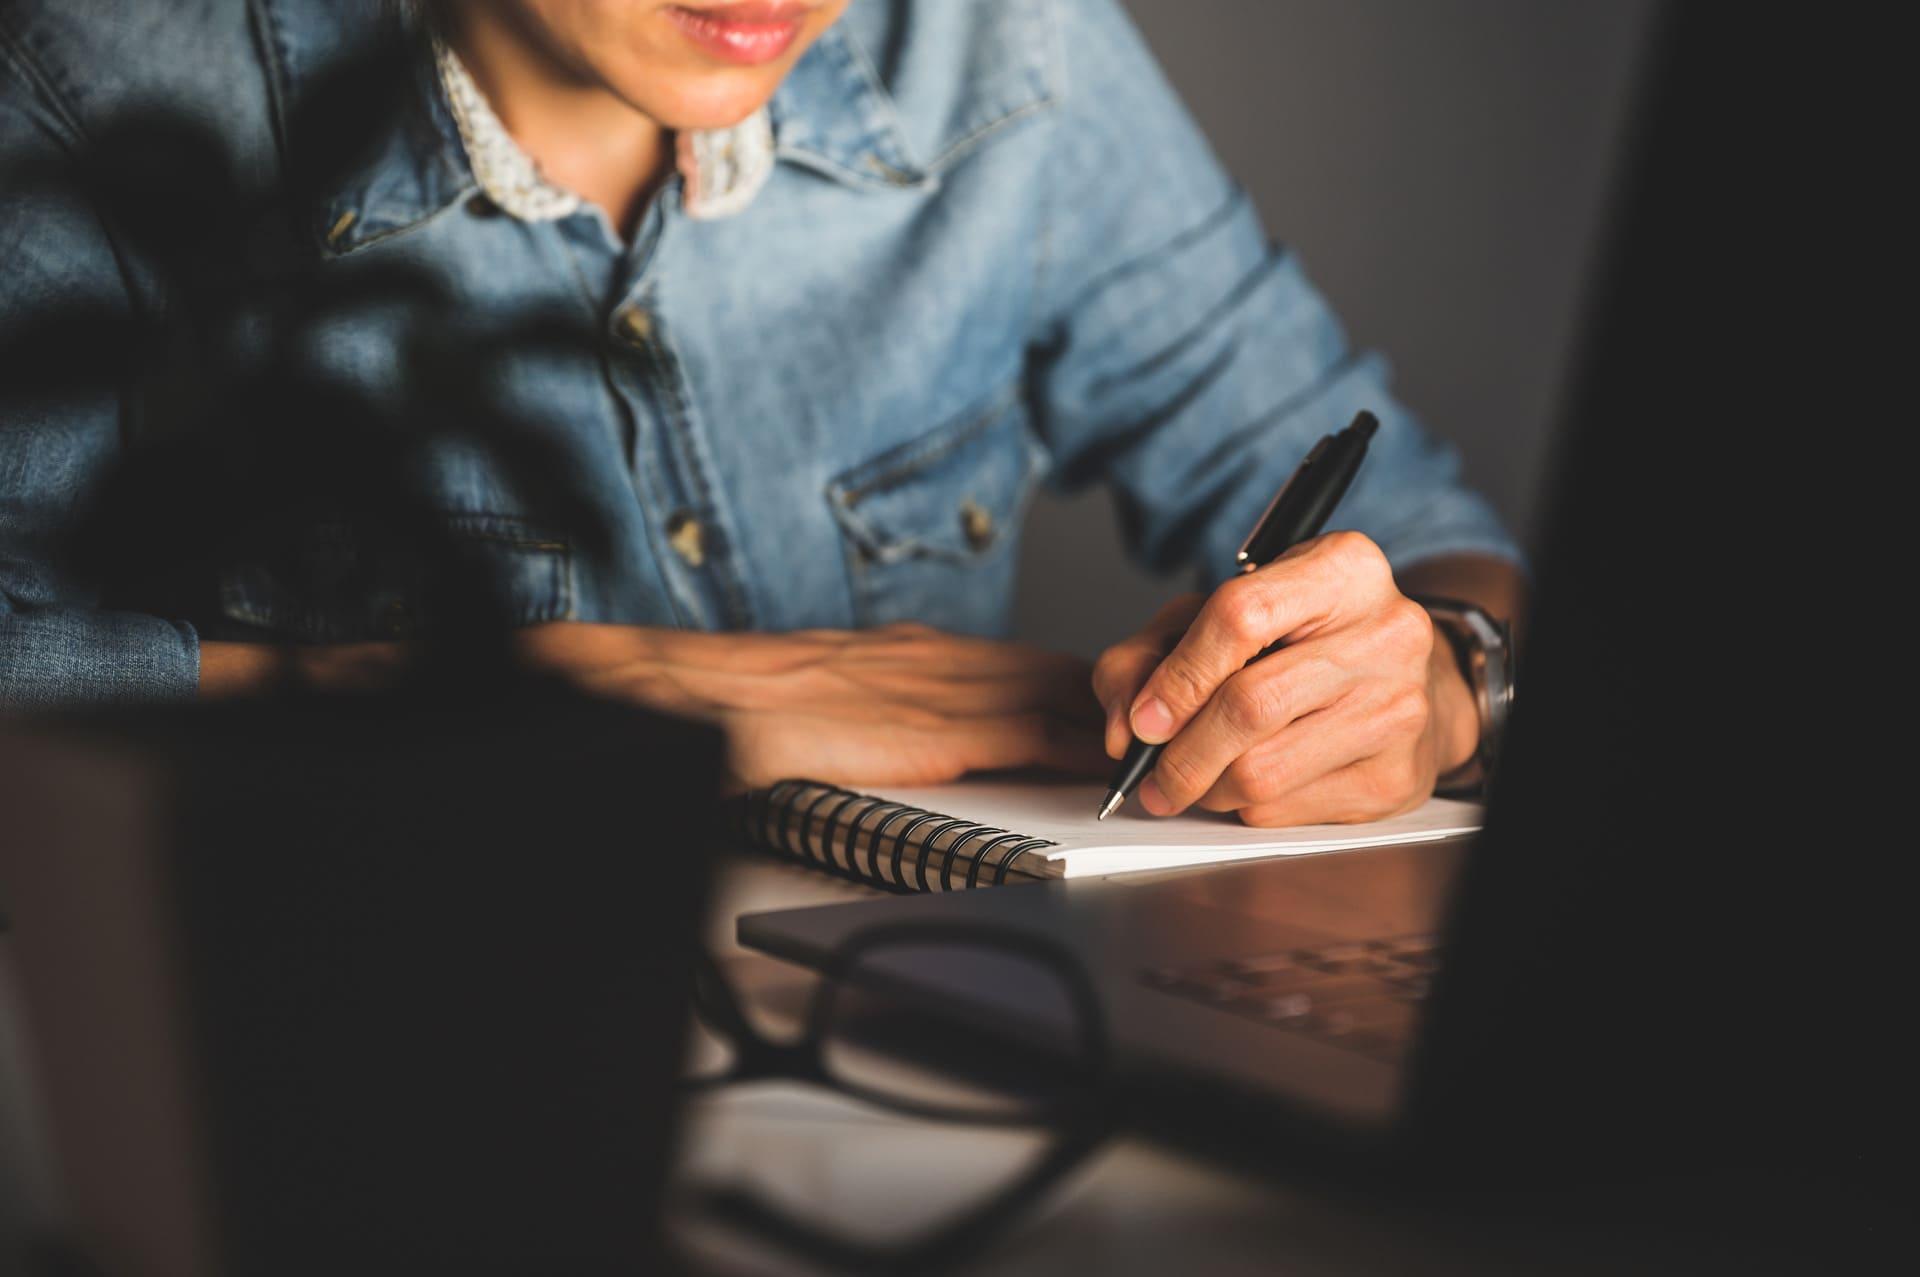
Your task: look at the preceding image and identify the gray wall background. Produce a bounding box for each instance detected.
[1013,0,1656,656]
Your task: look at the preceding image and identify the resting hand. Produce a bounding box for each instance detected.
[1091,532,1479,827]
[517,621,1107,790]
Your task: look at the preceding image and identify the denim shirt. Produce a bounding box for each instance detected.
[0,0,1518,709]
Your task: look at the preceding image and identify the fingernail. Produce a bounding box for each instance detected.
[1131,697,1173,743]
[1139,775,1170,816]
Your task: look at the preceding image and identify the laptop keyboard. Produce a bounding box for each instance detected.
[1138,935,1439,1064]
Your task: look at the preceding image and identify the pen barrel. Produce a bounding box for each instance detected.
[1240,411,1378,567]
[1108,738,1163,802]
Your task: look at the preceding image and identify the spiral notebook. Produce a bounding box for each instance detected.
[740,777,1483,892]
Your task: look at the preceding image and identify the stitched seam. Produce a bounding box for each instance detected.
[607,326,702,627]
[320,182,478,256]
[0,23,87,147]
[1029,0,1066,345]
[1064,185,1252,322]
[838,21,923,174]
[637,327,758,629]
[834,384,1021,504]
[1085,246,1287,401]
[924,94,1056,174]
[244,0,291,161]
[773,145,934,191]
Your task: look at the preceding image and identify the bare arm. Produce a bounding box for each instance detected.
[201,624,1108,791]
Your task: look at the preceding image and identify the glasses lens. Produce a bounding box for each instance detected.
[817,940,1097,1122]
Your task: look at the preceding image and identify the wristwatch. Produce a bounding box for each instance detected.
[1411,596,1515,798]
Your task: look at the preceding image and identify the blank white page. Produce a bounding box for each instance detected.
[864,777,1483,879]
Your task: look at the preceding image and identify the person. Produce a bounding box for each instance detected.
[0,0,1524,825]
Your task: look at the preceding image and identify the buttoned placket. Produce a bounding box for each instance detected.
[593,195,757,634]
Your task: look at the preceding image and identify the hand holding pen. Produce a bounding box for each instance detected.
[1091,411,1483,827]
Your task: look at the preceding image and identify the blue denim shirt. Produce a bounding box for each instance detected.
[0,0,1518,709]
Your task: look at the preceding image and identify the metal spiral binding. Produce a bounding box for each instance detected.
[742,780,1059,891]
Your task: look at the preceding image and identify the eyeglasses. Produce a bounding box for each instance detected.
[678,921,1114,1275]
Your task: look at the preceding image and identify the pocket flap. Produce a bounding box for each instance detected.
[828,393,1042,566]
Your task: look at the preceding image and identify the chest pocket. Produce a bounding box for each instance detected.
[217,514,572,643]
[827,391,1045,635]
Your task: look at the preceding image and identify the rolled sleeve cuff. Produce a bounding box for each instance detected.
[0,608,201,710]
[1372,499,1528,579]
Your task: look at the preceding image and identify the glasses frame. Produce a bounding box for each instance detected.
[679,920,1116,1275]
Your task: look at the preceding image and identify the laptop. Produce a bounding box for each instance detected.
[735,2,1885,1201]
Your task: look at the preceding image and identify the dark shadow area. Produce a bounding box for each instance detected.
[0,30,720,1276]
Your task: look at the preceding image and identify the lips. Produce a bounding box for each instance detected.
[665,2,814,66]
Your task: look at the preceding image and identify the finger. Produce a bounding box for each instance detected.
[1196,681,1431,814]
[1234,749,1431,828]
[1094,643,1167,757]
[1129,532,1403,747]
[1092,594,1205,755]
[1144,642,1355,814]
[1128,559,1335,746]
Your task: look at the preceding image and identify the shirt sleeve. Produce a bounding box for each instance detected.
[0,58,200,709]
[1026,0,1521,586]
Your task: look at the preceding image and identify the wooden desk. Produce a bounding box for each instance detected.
[669,853,1802,1276]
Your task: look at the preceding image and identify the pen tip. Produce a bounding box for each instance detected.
[1097,791,1124,821]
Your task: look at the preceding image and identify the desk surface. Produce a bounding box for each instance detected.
[670,852,1825,1276]
[0,850,1856,1274]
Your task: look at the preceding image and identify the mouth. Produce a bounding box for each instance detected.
[664,2,815,67]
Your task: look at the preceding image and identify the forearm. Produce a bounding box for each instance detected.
[197,640,406,698]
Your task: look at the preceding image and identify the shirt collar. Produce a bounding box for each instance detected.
[257,0,930,256]
[433,36,780,225]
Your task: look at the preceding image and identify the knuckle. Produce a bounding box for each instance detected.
[1224,752,1274,803]
[1385,684,1431,739]
[1359,754,1421,814]
[1209,578,1271,648]
[1151,655,1214,716]
[1156,748,1210,801]
[1324,530,1392,588]
[1217,674,1279,738]
[1387,598,1436,653]
[1334,528,1387,566]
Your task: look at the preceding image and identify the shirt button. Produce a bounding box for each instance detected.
[325,209,357,248]
[666,510,706,567]
[383,599,412,636]
[616,306,655,347]
[959,499,995,551]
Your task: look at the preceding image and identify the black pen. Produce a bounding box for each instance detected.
[1097,410,1381,820]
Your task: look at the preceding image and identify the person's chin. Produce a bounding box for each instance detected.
[633,71,784,132]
